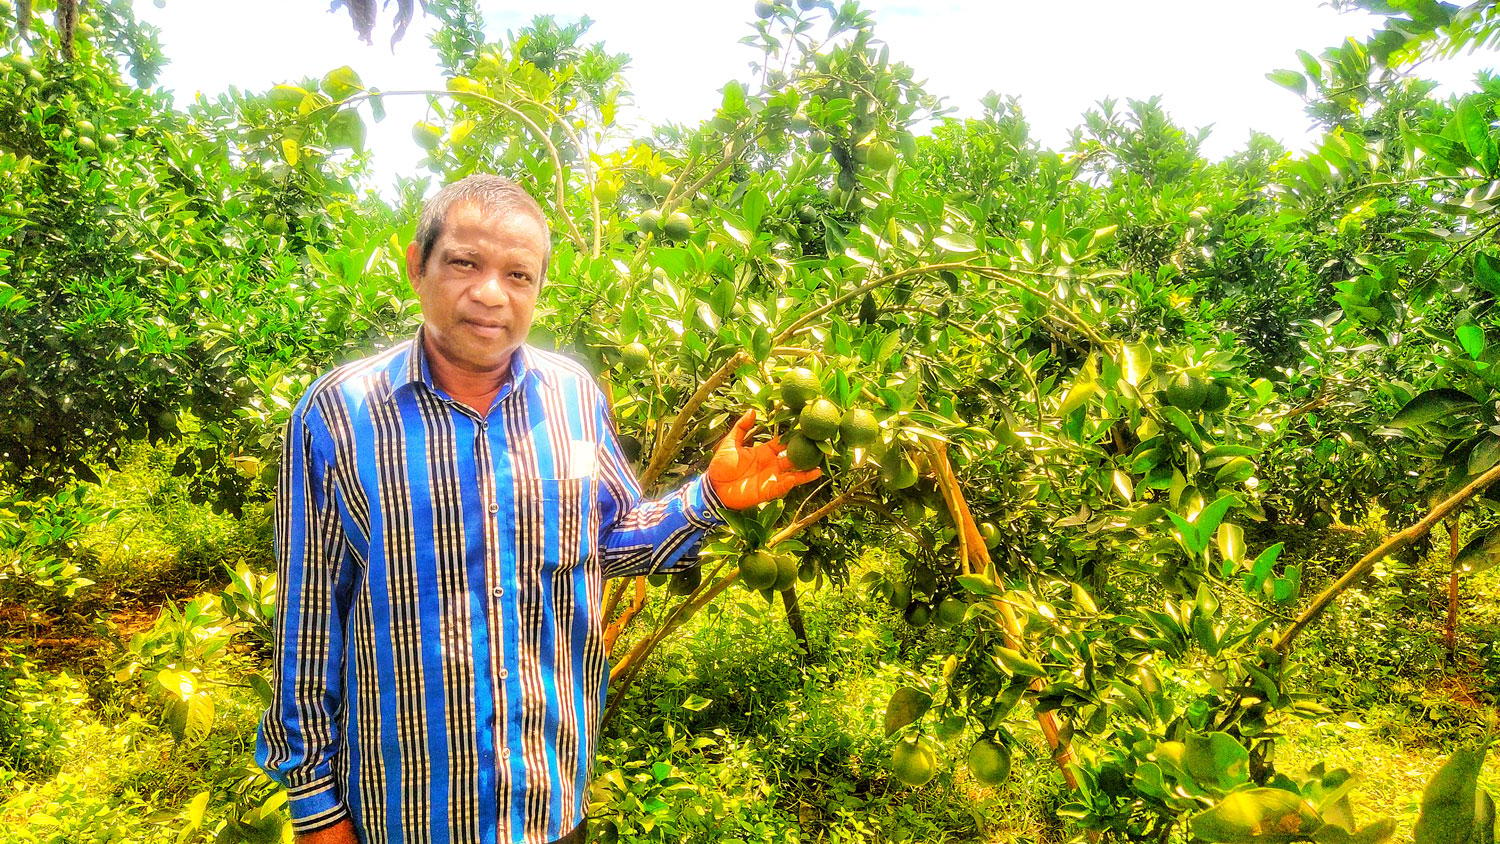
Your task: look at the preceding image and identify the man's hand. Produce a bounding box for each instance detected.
[297,819,358,844]
[707,410,822,510]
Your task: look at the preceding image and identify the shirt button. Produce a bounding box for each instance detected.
[487,502,498,514]
[501,748,511,759]
[491,586,504,597]
[498,668,508,679]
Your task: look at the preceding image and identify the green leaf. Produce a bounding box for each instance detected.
[1218,523,1245,564]
[1120,342,1152,387]
[1058,380,1100,418]
[956,573,1003,597]
[993,646,1046,678]
[1195,494,1241,541]
[1458,324,1487,359]
[326,110,366,152]
[1390,388,1478,428]
[680,694,712,712]
[1184,732,1251,793]
[883,686,932,736]
[1470,434,1500,476]
[934,233,978,254]
[1455,528,1500,574]
[1190,788,1320,843]
[1477,253,1500,296]
[1412,744,1488,844]
[1215,457,1255,487]
[1267,69,1308,96]
[1246,543,1284,594]
[740,188,768,232]
[320,65,364,100]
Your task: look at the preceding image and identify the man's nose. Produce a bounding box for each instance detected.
[471,275,507,306]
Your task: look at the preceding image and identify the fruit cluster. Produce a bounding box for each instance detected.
[775,367,881,471]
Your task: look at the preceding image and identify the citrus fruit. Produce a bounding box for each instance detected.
[100,134,120,152]
[785,432,822,470]
[740,550,779,591]
[412,121,442,149]
[646,573,668,587]
[839,407,879,449]
[891,737,937,786]
[979,522,1001,550]
[663,211,692,240]
[935,714,967,741]
[635,208,661,235]
[619,342,650,372]
[772,553,798,591]
[1200,379,1230,412]
[808,132,830,154]
[967,738,1011,785]
[862,140,897,170]
[797,203,819,223]
[668,566,701,596]
[76,136,97,153]
[1164,373,1206,411]
[755,0,775,18]
[903,602,931,628]
[798,398,841,441]
[798,0,817,8]
[797,557,819,583]
[889,581,911,610]
[936,597,967,627]
[76,120,96,136]
[779,367,820,409]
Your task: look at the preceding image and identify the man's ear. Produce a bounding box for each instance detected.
[405,241,424,290]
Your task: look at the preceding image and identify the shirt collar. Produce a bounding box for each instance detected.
[392,325,546,398]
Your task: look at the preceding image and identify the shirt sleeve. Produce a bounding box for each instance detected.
[255,394,357,835]
[593,387,727,579]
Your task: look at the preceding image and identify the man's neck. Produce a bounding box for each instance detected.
[423,335,515,416]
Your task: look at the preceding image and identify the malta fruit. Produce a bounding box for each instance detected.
[1164,373,1206,411]
[936,597,967,627]
[1200,379,1231,412]
[663,211,693,240]
[635,208,662,235]
[903,602,931,628]
[739,550,779,591]
[891,737,938,786]
[668,566,701,596]
[967,738,1011,785]
[412,121,443,150]
[619,342,650,372]
[771,553,798,591]
[797,557,819,583]
[754,0,775,17]
[785,432,822,470]
[862,140,897,170]
[979,522,1001,550]
[839,407,879,449]
[798,398,841,441]
[779,367,820,409]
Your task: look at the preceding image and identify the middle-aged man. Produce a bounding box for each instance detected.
[256,174,820,844]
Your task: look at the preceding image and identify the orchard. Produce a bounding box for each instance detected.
[2,1,1500,842]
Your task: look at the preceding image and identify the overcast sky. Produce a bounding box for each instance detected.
[133,0,1495,195]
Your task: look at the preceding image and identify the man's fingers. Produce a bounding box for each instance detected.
[730,410,756,447]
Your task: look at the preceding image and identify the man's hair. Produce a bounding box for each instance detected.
[413,174,552,282]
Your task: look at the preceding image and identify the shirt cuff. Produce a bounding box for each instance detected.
[685,474,729,529]
[286,775,350,835]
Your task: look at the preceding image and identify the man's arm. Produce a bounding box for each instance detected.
[255,397,358,837]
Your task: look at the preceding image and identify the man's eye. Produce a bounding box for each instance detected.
[451,259,475,268]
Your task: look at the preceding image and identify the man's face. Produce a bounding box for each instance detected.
[405,200,548,377]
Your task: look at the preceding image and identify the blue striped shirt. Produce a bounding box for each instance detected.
[255,331,725,843]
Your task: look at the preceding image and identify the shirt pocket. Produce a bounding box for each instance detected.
[533,475,594,573]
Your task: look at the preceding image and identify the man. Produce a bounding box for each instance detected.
[256,175,819,844]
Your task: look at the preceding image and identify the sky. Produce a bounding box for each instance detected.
[132,0,1496,195]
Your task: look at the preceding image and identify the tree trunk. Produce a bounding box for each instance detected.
[1444,515,1461,662]
[780,586,810,657]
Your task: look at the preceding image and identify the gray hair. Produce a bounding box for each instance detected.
[413,175,552,282]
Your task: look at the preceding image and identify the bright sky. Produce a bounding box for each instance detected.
[134,0,1496,195]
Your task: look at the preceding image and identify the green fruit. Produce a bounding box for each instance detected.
[663,211,692,240]
[1164,373,1207,411]
[967,739,1011,785]
[668,566,701,596]
[839,407,879,449]
[75,136,97,153]
[797,558,819,583]
[936,597,967,627]
[798,0,818,8]
[935,714,966,741]
[785,432,822,470]
[862,140,897,170]
[412,121,443,150]
[76,119,96,136]
[100,134,120,152]
[889,581,912,610]
[798,398,841,441]
[903,602,931,628]
[779,367,820,409]
[619,342,650,372]
[880,448,918,490]
[646,573,668,587]
[979,522,1001,550]
[740,550,779,591]
[808,132,829,154]
[797,203,819,223]
[635,208,661,235]
[754,0,775,18]
[772,553,798,592]
[1200,379,1230,412]
[891,738,937,786]
[26,68,43,85]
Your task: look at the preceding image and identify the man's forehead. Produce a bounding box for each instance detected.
[436,203,549,249]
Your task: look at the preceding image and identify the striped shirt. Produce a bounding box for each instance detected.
[255,331,725,843]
